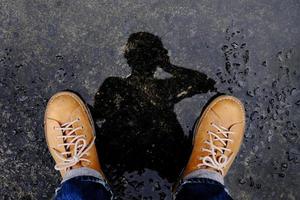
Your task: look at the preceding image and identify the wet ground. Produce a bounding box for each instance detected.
[0,0,299,199]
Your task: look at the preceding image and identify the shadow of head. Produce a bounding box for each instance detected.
[124,32,169,76]
[92,31,216,182]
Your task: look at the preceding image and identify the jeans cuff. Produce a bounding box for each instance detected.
[173,170,230,199]
[173,178,230,200]
[62,167,105,183]
[183,169,224,185]
[56,173,113,199]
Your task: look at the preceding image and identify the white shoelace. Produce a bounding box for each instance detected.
[197,123,234,175]
[52,119,95,171]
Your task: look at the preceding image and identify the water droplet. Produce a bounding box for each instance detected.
[254,87,260,95]
[237,81,245,87]
[225,62,231,73]
[243,51,250,64]
[277,51,284,62]
[256,183,261,189]
[249,177,254,187]
[290,88,296,95]
[221,45,228,51]
[247,90,254,97]
[250,111,259,121]
[272,81,277,88]
[286,49,292,59]
[233,63,241,67]
[278,173,285,178]
[231,42,239,49]
[56,55,64,60]
[281,163,288,171]
[239,178,247,185]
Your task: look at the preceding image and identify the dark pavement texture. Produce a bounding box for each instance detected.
[0,0,299,199]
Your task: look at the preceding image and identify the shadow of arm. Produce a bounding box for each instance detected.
[162,64,216,103]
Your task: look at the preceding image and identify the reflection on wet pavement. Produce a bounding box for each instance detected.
[92,32,215,199]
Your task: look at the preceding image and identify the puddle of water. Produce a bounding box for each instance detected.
[91,32,216,199]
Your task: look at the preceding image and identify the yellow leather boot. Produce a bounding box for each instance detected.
[182,95,246,179]
[44,91,104,178]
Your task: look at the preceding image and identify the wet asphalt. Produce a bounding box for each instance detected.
[0,0,299,199]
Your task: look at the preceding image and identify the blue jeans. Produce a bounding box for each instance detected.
[174,178,233,200]
[55,172,232,200]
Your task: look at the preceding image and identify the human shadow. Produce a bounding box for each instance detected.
[92,32,216,182]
